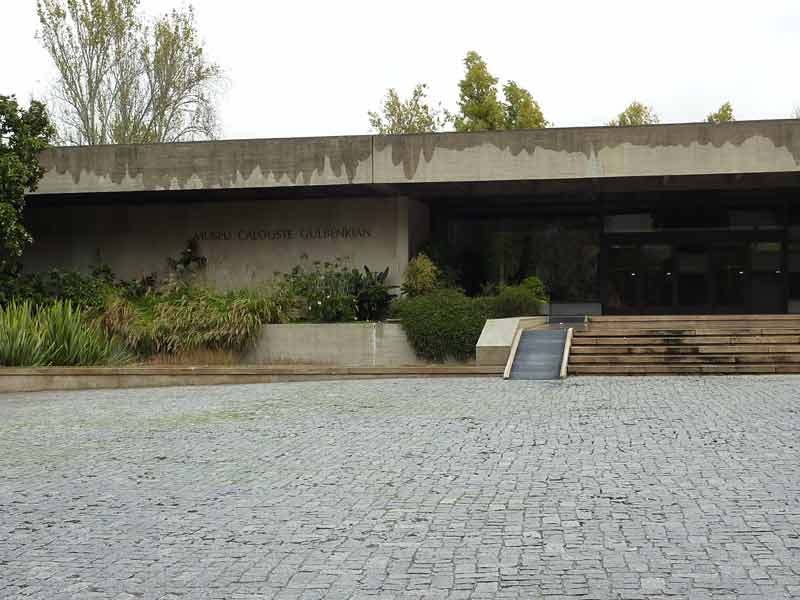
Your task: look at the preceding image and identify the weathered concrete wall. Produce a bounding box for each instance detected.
[35,136,373,194]
[32,121,800,196]
[22,196,411,288]
[244,322,436,367]
[372,122,800,183]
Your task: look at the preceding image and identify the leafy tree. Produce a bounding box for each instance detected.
[453,51,506,132]
[37,0,223,145]
[608,101,659,126]
[0,96,55,265]
[453,52,548,132]
[368,84,447,134]
[707,102,734,123]
[503,81,548,129]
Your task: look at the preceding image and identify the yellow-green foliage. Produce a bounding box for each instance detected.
[100,285,286,356]
[402,253,440,297]
[0,300,131,366]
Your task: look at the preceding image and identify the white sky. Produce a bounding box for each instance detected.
[4,0,800,140]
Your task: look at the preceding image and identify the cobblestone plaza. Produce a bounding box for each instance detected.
[1,377,799,599]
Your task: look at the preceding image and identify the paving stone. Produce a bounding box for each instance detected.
[1,376,799,598]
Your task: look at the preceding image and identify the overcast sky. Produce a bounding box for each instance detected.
[4,0,800,140]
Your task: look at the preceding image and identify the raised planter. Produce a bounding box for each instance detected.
[244,322,433,367]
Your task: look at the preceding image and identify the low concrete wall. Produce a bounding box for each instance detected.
[0,365,503,394]
[244,322,428,367]
[476,316,548,366]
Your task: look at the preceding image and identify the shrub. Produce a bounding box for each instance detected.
[0,300,131,366]
[394,288,490,362]
[0,265,114,309]
[276,257,393,322]
[520,276,549,302]
[402,253,440,297]
[353,266,393,321]
[489,284,546,318]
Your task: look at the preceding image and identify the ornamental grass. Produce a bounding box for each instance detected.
[0,300,132,367]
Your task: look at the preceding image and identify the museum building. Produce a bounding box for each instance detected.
[25,119,800,315]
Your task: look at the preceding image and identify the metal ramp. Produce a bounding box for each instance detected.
[507,329,569,380]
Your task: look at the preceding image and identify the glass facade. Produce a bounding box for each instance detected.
[435,194,798,314]
[604,205,789,314]
[442,217,600,301]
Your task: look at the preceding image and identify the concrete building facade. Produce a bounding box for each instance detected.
[25,120,800,314]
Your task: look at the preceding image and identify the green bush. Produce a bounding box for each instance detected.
[394,288,490,362]
[402,253,440,297]
[0,300,131,366]
[0,265,114,308]
[519,276,549,302]
[276,257,393,322]
[353,266,393,321]
[489,284,546,318]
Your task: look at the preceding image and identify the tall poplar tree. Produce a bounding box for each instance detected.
[37,0,223,145]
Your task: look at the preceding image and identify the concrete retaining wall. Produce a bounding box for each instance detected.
[244,322,432,367]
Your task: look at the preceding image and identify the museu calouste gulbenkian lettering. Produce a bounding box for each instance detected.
[24,120,800,315]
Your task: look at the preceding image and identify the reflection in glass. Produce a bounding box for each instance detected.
[677,246,709,309]
[642,244,673,310]
[751,242,783,313]
[608,245,639,312]
[713,244,746,313]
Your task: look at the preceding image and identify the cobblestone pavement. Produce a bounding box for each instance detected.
[1,377,800,599]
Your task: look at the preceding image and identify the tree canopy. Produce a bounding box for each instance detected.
[0,96,55,265]
[707,102,734,123]
[452,52,548,132]
[368,84,447,135]
[502,81,548,129]
[453,51,506,132]
[37,0,223,145]
[608,101,659,126]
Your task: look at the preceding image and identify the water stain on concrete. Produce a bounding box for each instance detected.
[40,136,374,189]
[373,121,800,180]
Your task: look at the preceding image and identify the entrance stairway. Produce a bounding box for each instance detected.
[567,315,800,375]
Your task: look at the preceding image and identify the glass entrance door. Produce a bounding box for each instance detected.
[750,242,785,313]
[712,244,747,313]
[605,238,786,314]
[676,245,710,313]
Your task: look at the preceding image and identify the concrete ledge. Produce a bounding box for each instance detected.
[476,316,548,366]
[0,365,503,394]
[245,322,427,367]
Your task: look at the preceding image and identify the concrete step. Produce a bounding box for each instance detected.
[573,328,800,337]
[570,344,800,354]
[568,364,800,375]
[568,315,800,376]
[570,353,800,364]
[572,335,800,346]
[590,314,800,322]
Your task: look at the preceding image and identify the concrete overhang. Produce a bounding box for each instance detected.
[31,119,800,198]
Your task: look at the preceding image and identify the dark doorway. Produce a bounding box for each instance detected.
[605,237,786,314]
